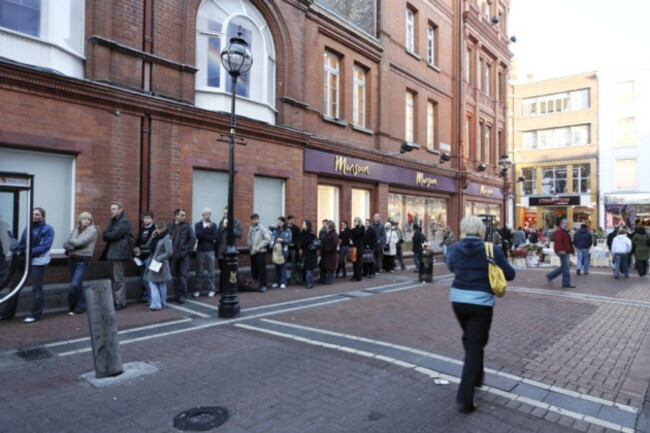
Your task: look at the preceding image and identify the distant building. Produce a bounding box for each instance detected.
[598,66,650,229]
[511,72,599,230]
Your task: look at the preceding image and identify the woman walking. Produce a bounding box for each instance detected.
[63,212,98,315]
[350,217,365,281]
[445,215,515,413]
[632,226,649,277]
[144,221,173,311]
[299,220,317,289]
[336,221,351,278]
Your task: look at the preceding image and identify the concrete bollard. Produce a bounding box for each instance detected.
[84,279,123,378]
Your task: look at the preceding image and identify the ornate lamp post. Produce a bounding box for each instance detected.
[218,29,252,319]
[498,154,512,233]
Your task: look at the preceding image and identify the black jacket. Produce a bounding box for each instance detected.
[350,225,365,248]
[363,225,377,249]
[195,220,219,252]
[412,230,427,254]
[299,230,317,271]
[167,221,196,260]
[102,212,134,260]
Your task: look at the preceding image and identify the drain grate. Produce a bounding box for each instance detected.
[173,406,229,431]
[16,347,52,361]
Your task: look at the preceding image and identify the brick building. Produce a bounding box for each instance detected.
[0,0,512,284]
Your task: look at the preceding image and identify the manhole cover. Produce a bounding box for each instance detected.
[16,348,52,361]
[173,406,229,431]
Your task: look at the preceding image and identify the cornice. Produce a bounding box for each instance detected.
[463,12,513,63]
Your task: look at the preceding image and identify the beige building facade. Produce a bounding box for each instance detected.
[511,72,599,230]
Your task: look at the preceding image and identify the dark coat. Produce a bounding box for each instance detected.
[195,221,219,252]
[573,227,593,250]
[216,218,243,259]
[363,225,377,249]
[167,221,196,260]
[102,212,134,260]
[350,225,365,249]
[553,228,574,254]
[299,229,317,271]
[339,227,352,247]
[412,230,427,254]
[321,229,339,271]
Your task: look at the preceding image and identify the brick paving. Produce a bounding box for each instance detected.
[0,262,648,432]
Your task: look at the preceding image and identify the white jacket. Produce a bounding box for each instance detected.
[611,234,632,254]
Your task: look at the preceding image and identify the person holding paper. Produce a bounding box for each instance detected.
[144,221,172,311]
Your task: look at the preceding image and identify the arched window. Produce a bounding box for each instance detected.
[0,0,85,78]
[196,0,276,125]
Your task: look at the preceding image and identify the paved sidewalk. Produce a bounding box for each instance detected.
[1,262,649,432]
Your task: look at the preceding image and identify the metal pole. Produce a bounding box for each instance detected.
[219,73,241,319]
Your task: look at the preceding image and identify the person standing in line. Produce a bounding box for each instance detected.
[632,226,649,277]
[167,209,196,304]
[270,216,291,289]
[194,208,218,297]
[317,219,328,279]
[336,220,351,278]
[287,214,302,268]
[382,222,398,272]
[393,220,407,270]
[101,202,134,311]
[363,218,377,278]
[441,226,456,260]
[134,211,155,303]
[247,213,271,293]
[573,223,593,276]
[319,221,339,284]
[216,206,243,294]
[411,223,427,273]
[611,228,632,279]
[63,211,98,315]
[299,220,317,289]
[446,215,516,413]
[144,221,172,311]
[349,217,365,281]
[0,208,55,322]
[545,218,575,288]
[372,213,386,274]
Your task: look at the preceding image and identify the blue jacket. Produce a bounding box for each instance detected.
[573,227,593,250]
[446,236,516,296]
[195,220,219,252]
[18,221,55,266]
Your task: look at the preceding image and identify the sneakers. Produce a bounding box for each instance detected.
[271,283,279,288]
[576,269,581,275]
[280,284,286,289]
[68,311,75,316]
[208,291,215,297]
[259,285,267,293]
[193,291,200,298]
[24,316,37,323]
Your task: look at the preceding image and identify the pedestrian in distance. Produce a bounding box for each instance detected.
[372,213,386,274]
[411,223,427,273]
[445,215,516,413]
[336,220,351,278]
[611,228,632,279]
[382,221,398,272]
[362,219,377,278]
[393,220,407,270]
[0,207,55,322]
[573,223,593,276]
[349,217,365,281]
[319,220,338,284]
[270,216,291,289]
[194,208,218,297]
[632,226,649,277]
[299,220,317,289]
[63,211,98,315]
[144,221,172,311]
[167,208,196,304]
[101,202,135,311]
[134,211,155,303]
[512,226,526,249]
[247,213,271,293]
[441,226,456,260]
[545,218,575,288]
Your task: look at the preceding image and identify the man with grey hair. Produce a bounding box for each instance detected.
[194,208,218,297]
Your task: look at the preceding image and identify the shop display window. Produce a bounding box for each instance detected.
[318,185,339,227]
[388,193,447,249]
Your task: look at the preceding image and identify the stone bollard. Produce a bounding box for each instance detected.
[84,279,123,378]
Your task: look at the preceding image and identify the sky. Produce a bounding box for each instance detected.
[508,0,650,83]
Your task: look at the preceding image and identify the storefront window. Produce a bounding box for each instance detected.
[542,206,566,229]
[351,188,370,221]
[541,166,567,194]
[318,185,339,227]
[466,201,500,219]
[388,193,447,249]
[572,164,590,193]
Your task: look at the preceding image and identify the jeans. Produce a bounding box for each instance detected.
[337,245,349,276]
[305,269,314,288]
[195,250,215,293]
[452,302,493,408]
[635,258,648,276]
[413,252,421,272]
[614,253,629,278]
[171,255,190,300]
[442,245,448,259]
[149,282,167,310]
[109,259,128,306]
[27,265,47,319]
[274,251,288,286]
[68,258,90,313]
[396,244,405,268]
[576,249,590,274]
[546,253,572,286]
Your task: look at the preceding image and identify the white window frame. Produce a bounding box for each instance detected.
[427,25,436,66]
[351,188,370,221]
[254,176,285,229]
[485,125,491,164]
[324,51,340,119]
[353,65,366,127]
[406,9,415,53]
[317,185,340,229]
[426,101,435,150]
[405,91,415,143]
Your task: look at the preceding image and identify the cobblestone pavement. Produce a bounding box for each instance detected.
[0,262,649,432]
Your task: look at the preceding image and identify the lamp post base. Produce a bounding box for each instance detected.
[218,247,240,319]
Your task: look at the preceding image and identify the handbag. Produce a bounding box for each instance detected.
[485,242,506,298]
[308,239,322,251]
[272,242,285,265]
[362,249,374,264]
[349,246,357,263]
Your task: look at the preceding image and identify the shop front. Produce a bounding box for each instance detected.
[604,193,650,228]
[516,195,595,230]
[303,148,457,250]
[464,182,504,239]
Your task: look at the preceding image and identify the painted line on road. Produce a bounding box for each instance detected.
[511,286,650,308]
[235,318,637,432]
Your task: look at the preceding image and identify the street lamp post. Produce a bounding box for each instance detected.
[498,154,512,235]
[218,29,252,319]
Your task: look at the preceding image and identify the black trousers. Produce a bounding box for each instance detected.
[250,253,267,287]
[452,302,493,407]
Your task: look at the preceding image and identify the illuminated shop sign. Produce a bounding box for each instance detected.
[529,196,581,206]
